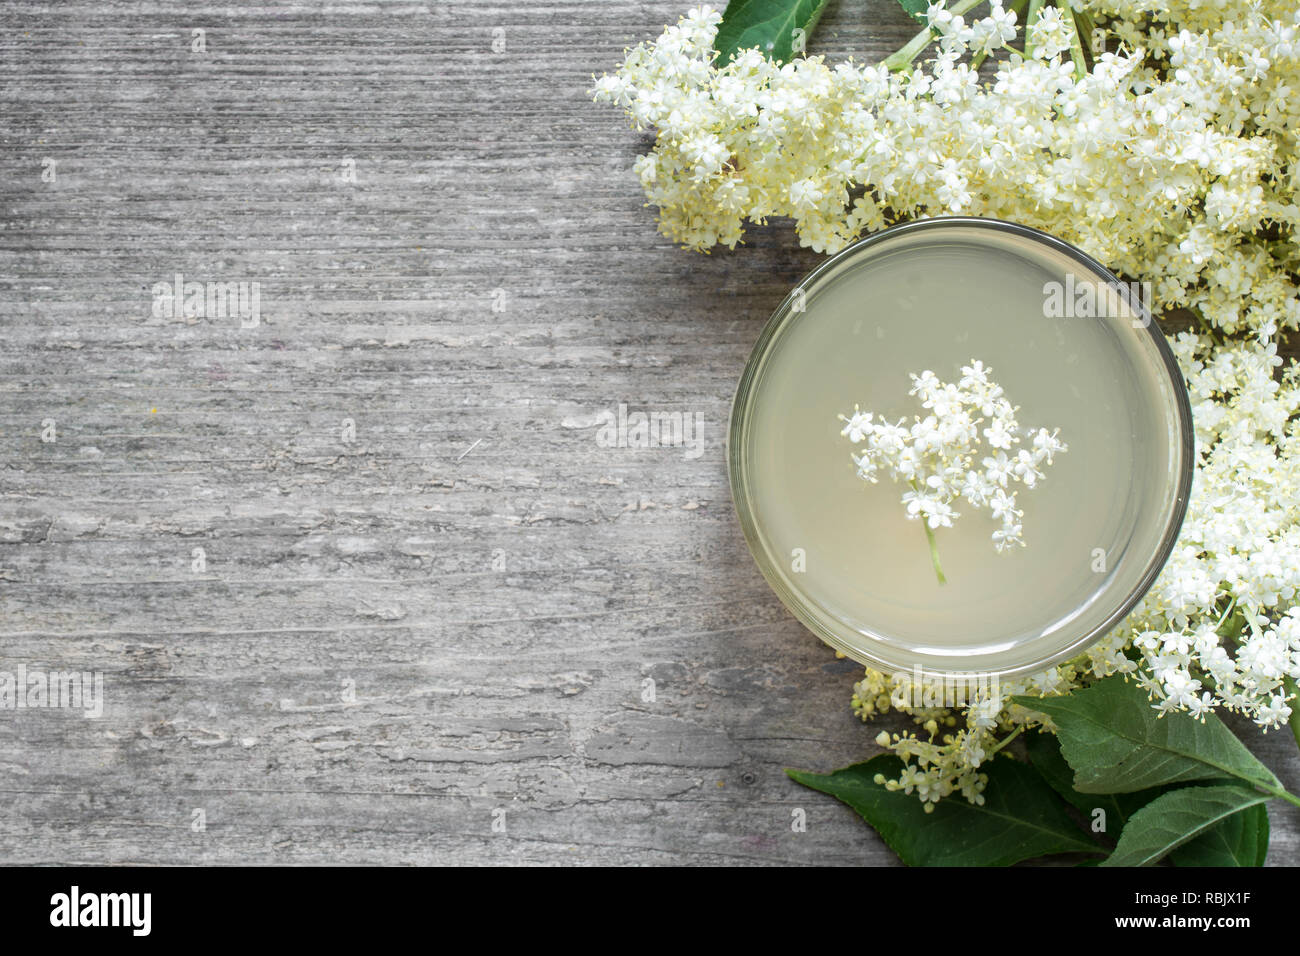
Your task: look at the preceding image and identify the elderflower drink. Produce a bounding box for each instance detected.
[729,218,1194,679]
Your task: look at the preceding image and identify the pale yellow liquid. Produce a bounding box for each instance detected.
[733,222,1189,677]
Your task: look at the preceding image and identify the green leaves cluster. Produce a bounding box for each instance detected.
[789,677,1289,866]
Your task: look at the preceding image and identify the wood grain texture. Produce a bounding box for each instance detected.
[0,0,1296,866]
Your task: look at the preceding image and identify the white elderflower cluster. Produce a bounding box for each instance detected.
[852,665,1074,810]
[595,0,1300,804]
[930,0,1019,56]
[1118,333,1300,723]
[593,1,1300,337]
[840,360,1065,582]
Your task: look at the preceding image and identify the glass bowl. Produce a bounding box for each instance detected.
[728,217,1194,680]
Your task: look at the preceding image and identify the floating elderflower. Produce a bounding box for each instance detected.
[838,359,1067,584]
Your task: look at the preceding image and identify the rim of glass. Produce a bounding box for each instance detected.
[727,216,1196,681]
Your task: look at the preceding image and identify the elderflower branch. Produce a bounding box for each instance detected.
[883,0,988,72]
[839,360,1066,583]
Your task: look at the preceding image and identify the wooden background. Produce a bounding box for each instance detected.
[1,0,1296,865]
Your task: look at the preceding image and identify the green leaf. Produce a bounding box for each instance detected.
[1012,677,1281,794]
[1025,729,1161,833]
[1169,802,1269,867]
[1101,785,1270,867]
[1025,730,1268,864]
[713,0,830,65]
[894,0,932,24]
[787,754,1100,866]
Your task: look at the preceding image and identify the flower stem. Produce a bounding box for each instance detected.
[986,725,1024,756]
[1267,784,1300,810]
[882,0,988,72]
[1058,0,1088,80]
[1022,0,1044,58]
[923,522,947,585]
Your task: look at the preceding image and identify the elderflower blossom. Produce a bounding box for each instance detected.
[593,1,1300,336]
[595,0,1300,804]
[839,360,1066,557]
